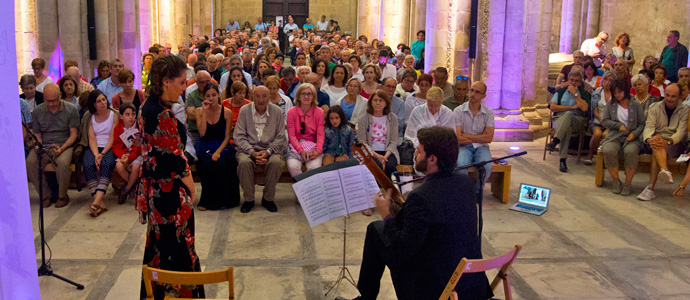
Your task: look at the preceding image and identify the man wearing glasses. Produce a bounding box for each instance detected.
[381,77,407,140]
[580,31,609,67]
[454,81,495,183]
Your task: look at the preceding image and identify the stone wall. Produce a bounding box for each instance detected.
[599,0,690,72]
[311,0,358,35]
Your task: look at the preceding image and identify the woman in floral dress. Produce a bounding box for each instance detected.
[137,55,204,299]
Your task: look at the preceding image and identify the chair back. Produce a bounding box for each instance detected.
[142,265,234,300]
[438,245,522,300]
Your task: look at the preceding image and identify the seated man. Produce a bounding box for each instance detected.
[337,126,493,300]
[454,81,494,184]
[554,51,584,90]
[25,84,80,208]
[404,86,454,148]
[233,86,288,213]
[637,84,688,201]
[381,77,407,140]
[443,76,469,111]
[546,70,591,172]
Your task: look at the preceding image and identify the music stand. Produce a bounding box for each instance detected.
[324,215,358,298]
[22,122,84,290]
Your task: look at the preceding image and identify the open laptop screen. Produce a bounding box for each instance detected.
[518,183,550,208]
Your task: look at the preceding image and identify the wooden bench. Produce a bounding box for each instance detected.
[594,149,687,186]
[395,162,512,203]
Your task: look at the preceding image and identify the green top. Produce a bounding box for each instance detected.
[186,89,203,132]
[442,95,468,111]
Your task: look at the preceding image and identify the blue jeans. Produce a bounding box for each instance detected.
[457,145,492,183]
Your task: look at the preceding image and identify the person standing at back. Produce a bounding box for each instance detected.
[660,30,689,83]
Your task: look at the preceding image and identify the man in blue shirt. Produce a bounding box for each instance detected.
[305,72,330,110]
[97,58,124,103]
[546,70,591,172]
[381,77,406,140]
[225,19,240,32]
[254,17,268,31]
[303,17,315,32]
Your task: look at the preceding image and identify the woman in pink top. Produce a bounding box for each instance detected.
[286,83,325,177]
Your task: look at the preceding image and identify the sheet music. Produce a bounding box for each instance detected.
[293,175,330,227]
[322,170,348,219]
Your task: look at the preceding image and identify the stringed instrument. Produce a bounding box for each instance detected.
[352,142,405,208]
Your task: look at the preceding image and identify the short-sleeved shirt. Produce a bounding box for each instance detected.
[453,102,495,147]
[340,99,356,120]
[443,95,468,111]
[185,89,204,132]
[370,115,388,151]
[97,77,124,103]
[303,24,314,31]
[32,100,80,145]
[20,98,32,124]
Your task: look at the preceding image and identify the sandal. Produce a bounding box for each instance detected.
[361,208,373,216]
[89,203,108,217]
[197,206,207,211]
[673,185,685,198]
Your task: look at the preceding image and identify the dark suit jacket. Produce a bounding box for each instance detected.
[383,170,493,300]
[20,91,44,106]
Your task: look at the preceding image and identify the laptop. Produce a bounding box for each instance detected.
[509,183,551,216]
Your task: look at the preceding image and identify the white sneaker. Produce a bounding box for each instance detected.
[637,186,656,201]
[658,169,674,184]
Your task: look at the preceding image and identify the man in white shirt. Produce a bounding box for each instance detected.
[316,15,329,31]
[454,81,494,183]
[283,15,299,37]
[405,87,455,147]
[580,31,609,67]
[371,49,397,80]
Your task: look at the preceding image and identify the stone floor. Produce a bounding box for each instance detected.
[31,139,690,300]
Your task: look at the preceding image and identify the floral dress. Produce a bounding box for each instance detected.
[136,96,204,299]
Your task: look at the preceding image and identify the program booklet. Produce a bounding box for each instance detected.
[292,164,380,227]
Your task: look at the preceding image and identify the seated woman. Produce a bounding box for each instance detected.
[324,65,349,106]
[336,78,368,127]
[600,79,645,196]
[312,59,330,89]
[651,64,671,97]
[679,79,690,106]
[286,83,325,177]
[631,74,660,116]
[32,57,53,93]
[348,55,363,81]
[194,83,239,210]
[357,89,399,179]
[223,66,252,99]
[264,75,293,118]
[584,71,616,165]
[323,105,355,165]
[583,62,601,88]
[113,103,142,204]
[404,86,454,148]
[58,75,79,105]
[84,90,120,217]
[112,69,145,110]
[221,81,252,126]
[360,64,381,99]
[404,73,433,122]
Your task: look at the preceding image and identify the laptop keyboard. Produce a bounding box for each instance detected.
[517,204,541,211]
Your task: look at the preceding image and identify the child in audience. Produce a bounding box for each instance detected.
[322,105,355,165]
[112,102,142,204]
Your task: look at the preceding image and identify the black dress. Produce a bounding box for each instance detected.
[137,97,204,299]
[194,108,240,209]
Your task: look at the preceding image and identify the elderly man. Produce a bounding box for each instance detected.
[546,70,591,172]
[26,84,80,208]
[580,31,609,67]
[186,54,198,80]
[679,67,690,82]
[637,84,688,201]
[614,60,631,86]
[225,18,240,32]
[454,81,494,183]
[305,72,331,110]
[319,45,336,70]
[219,54,253,92]
[555,51,584,89]
[254,17,267,31]
[661,31,689,83]
[316,15,329,31]
[242,52,253,74]
[234,86,287,213]
[405,87,455,148]
[381,77,407,140]
[66,66,94,95]
[443,77,469,111]
[433,67,454,99]
[185,70,212,142]
[97,58,124,102]
[206,55,222,82]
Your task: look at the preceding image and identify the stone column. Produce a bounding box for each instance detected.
[202,0,214,36]
[139,0,154,51]
[559,0,583,53]
[35,0,59,79]
[584,0,600,39]
[118,0,141,85]
[484,0,506,109]
[500,0,524,110]
[357,0,380,40]
[174,0,189,47]
[214,0,223,32]
[191,0,201,36]
[423,0,471,76]
[1,1,41,297]
[158,0,173,46]
[58,0,84,74]
[408,0,426,45]
[379,0,410,48]
[18,0,38,76]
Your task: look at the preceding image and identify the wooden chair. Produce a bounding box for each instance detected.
[542,112,586,164]
[142,265,234,300]
[438,245,522,300]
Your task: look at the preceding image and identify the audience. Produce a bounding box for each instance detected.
[57,75,79,105]
[20,75,44,111]
[405,86,454,148]
[585,71,617,165]
[336,78,369,127]
[111,69,145,110]
[631,74,660,116]
[186,70,212,142]
[31,58,53,93]
[404,74,433,122]
[286,83,325,177]
[380,78,407,140]
[97,59,125,102]
[612,32,635,71]
[357,90,400,179]
[324,65,349,106]
[580,31,609,67]
[651,64,670,97]
[360,64,381,99]
[454,81,494,184]
[323,105,355,165]
[433,67,454,99]
[91,60,111,87]
[265,75,294,117]
[443,77,469,111]
[660,30,688,83]
[112,103,142,204]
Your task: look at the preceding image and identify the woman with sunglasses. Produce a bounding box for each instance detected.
[286,83,325,177]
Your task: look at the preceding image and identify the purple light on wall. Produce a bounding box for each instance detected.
[47,38,64,82]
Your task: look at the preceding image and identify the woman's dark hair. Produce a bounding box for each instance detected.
[203,83,221,104]
[296,52,306,59]
[58,75,79,100]
[417,73,433,85]
[328,65,349,86]
[653,64,667,77]
[583,62,598,77]
[638,68,655,82]
[609,78,631,102]
[252,53,268,77]
[417,126,459,172]
[147,54,188,99]
[366,90,391,115]
[118,68,135,83]
[348,55,362,66]
[31,58,46,69]
[416,30,425,37]
[118,102,137,115]
[312,59,330,78]
[325,105,347,129]
[87,89,109,114]
[224,66,250,99]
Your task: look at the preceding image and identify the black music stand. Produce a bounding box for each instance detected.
[23,122,84,290]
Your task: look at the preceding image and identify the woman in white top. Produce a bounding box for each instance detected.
[324,65,349,106]
[584,71,616,165]
[58,75,79,105]
[404,74,433,122]
[583,62,601,88]
[32,58,53,93]
[404,86,455,148]
[652,65,671,97]
[83,90,119,217]
[264,75,293,118]
[348,55,364,81]
[336,78,368,128]
[612,32,635,71]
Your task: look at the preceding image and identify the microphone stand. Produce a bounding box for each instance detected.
[22,122,84,290]
[395,151,527,247]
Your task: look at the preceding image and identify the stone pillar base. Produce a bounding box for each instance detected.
[492,104,551,142]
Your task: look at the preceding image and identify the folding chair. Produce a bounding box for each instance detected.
[142,265,234,300]
[543,112,586,164]
[438,245,522,300]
